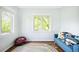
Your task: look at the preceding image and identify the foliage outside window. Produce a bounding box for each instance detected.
[34,16,49,31]
[1,11,13,33]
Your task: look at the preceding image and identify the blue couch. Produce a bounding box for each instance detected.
[54,34,79,52]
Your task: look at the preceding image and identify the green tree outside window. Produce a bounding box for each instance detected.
[34,16,41,31]
[42,16,49,31]
[1,12,11,33]
[34,16,49,31]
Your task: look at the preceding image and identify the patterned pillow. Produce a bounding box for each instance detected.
[75,36,79,41]
[65,39,77,45]
[59,32,72,39]
[58,32,64,39]
[58,32,73,42]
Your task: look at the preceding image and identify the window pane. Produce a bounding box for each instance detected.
[1,12,11,33]
[42,16,49,31]
[34,16,41,31]
[34,16,50,31]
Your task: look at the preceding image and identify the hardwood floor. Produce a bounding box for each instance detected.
[6,41,64,52]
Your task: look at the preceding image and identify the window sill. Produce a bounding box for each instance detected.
[0,33,11,36]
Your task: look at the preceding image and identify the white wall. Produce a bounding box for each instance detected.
[0,6,19,51]
[19,6,79,41]
[60,6,79,35]
[19,7,61,41]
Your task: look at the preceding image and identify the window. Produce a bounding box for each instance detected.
[42,16,49,31]
[34,16,41,31]
[34,16,50,31]
[1,11,14,33]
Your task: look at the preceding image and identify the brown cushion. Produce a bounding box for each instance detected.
[14,37,27,46]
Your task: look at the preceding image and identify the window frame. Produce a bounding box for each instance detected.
[33,15,51,32]
[0,9,14,35]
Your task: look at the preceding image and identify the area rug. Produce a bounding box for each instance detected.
[11,43,57,52]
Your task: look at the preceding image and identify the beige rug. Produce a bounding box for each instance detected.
[11,43,57,52]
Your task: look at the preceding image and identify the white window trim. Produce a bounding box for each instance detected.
[0,10,14,35]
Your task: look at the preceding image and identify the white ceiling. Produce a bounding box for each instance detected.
[18,6,62,9]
